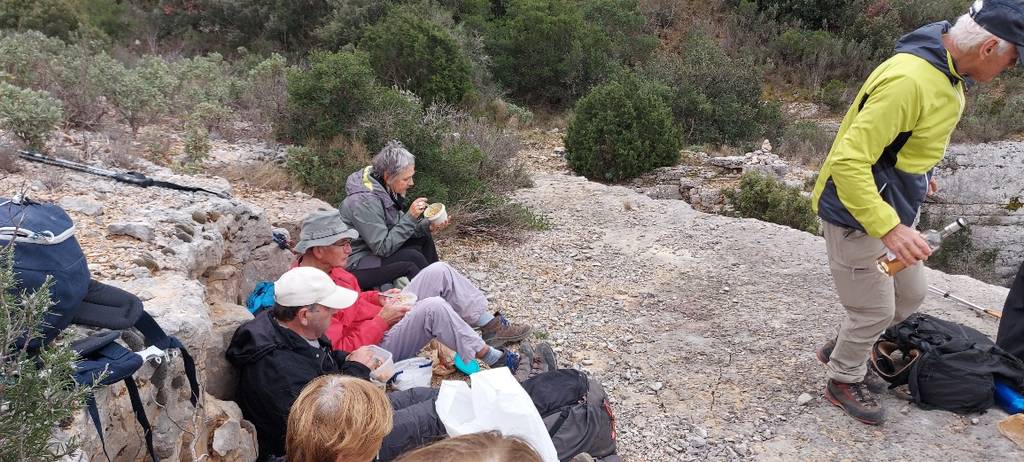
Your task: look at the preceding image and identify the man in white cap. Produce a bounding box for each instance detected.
[227,267,446,460]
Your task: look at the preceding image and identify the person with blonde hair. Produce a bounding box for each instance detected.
[286,375,394,462]
[393,432,543,462]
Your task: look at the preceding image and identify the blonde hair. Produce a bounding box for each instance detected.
[393,432,543,462]
[286,375,393,462]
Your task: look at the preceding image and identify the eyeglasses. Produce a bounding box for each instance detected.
[331,240,352,248]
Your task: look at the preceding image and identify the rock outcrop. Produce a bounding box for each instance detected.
[1,155,330,461]
[926,141,1024,284]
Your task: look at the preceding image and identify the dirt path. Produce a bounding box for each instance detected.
[441,133,1019,461]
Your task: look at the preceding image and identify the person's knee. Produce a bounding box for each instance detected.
[416,297,455,319]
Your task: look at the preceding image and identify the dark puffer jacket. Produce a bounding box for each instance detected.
[225,310,370,458]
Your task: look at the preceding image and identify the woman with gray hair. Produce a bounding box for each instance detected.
[340,140,450,289]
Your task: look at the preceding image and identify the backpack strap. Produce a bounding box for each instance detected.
[124,375,159,462]
[85,395,115,462]
[134,311,201,407]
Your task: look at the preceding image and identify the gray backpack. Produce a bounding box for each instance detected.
[523,369,619,461]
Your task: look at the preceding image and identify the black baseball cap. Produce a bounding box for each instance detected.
[970,0,1024,65]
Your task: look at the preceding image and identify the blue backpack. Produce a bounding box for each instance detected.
[2,195,200,462]
[1,195,90,348]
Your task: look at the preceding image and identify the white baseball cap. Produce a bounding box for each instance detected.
[274,267,358,309]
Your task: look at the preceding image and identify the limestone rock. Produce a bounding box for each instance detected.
[108,221,156,242]
[206,303,254,400]
[59,196,104,216]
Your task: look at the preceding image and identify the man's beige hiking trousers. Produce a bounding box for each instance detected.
[822,221,927,383]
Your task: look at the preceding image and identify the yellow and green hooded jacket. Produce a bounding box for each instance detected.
[812,21,966,238]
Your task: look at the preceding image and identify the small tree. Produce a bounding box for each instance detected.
[565,72,681,182]
[361,6,473,105]
[0,246,89,460]
[0,82,63,149]
[108,56,175,135]
[280,50,379,144]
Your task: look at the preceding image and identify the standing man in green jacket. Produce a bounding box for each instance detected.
[811,0,1024,425]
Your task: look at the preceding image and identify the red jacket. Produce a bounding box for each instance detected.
[290,261,389,351]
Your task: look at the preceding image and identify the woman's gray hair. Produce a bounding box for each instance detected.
[949,13,1014,54]
[372,140,416,178]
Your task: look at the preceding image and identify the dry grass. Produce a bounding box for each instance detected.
[220,161,303,191]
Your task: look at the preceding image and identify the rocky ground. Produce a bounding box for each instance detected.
[4,126,1021,461]
[436,131,1022,461]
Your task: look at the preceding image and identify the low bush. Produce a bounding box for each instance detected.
[285,144,368,205]
[361,6,473,105]
[0,0,83,41]
[108,56,175,134]
[725,171,819,234]
[0,82,63,149]
[564,72,681,181]
[280,50,378,144]
[643,28,783,146]
[182,124,211,171]
[778,120,834,167]
[954,71,1024,142]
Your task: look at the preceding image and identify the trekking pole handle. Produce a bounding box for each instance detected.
[113,171,155,187]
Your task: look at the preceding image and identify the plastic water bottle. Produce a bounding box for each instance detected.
[995,377,1024,414]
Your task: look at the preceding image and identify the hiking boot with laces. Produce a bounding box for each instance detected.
[481,312,532,348]
[816,338,888,394]
[825,379,885,425]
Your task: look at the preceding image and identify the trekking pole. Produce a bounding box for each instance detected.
[17,149,231,199]
[927,285,1002,319]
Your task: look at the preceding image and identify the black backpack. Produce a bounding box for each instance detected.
[522,369,619,462]
[871,313,1024,414]
[2,195,201,461]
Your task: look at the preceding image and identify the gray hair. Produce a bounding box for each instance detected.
[949,13,1014,54]
[372,140,416,178]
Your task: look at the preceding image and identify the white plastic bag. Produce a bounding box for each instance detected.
[391,357,433,390]
[435,368,559,462]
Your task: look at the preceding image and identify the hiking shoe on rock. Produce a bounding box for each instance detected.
[825,379,885,425]
[481,312,532,348]
[514,343,537,382]
[537,341,558,371]
[817,338,888,394]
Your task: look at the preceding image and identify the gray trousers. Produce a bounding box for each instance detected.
[379,262,489,361]
[378,387,446,461]
[822,221,927,383]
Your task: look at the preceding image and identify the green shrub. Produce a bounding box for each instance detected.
[0,83,63,149]
[564,72,681,181]
[724,171,819,234]
[954,70,1024,142]
[52,48,124,128]
[198,0,332,52]
[316,0,395,50]
[486,0,583,103]
[815,79,851,113]
[361,6,473,105]
[0,0,83,41]
[285,145,369,205]
[643,28,783,146]
[778,120,834,167]
[0,247,90,460]
[182,123,211,171]
[108,56,175,134]
[174,53,241,111]
[280,50,379,143]
[487,0,656,104]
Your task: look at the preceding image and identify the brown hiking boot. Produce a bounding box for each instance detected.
[481,312,532,348]
[816,338,888,394]
[825,379,885,425]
